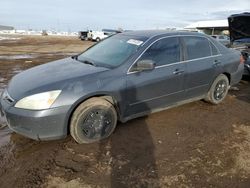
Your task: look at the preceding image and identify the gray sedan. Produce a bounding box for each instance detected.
[0,31,244,143]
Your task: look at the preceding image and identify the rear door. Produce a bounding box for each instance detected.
[181,36,221,99]
[125,37,186,117]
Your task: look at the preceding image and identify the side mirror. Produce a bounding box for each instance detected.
[135,60,155,71]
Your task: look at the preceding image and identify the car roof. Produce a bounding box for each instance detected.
[121,30,205,38]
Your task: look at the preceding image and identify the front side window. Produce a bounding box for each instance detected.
[138,37,180,66]
[183,36,211,60]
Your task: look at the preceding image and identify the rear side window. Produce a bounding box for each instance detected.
[209,42,219,55]
[139,37,180,66]
[183,36,211,60]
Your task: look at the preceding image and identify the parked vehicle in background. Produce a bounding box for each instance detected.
[228,12,250,76]
[90,31,108,41]
[90,29,121,42]
[78,31,91,40]
[211,35,230,47]
[41,30,48,36]
[0,31,244,144]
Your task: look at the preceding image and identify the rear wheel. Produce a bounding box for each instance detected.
[70,97,117,143]
[205,74,229,104]
[96,37,101,42]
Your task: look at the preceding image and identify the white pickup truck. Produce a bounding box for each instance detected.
[90,29,121,42]
[90,31,108,42]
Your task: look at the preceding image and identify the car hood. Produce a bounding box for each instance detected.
[228,13,250,42]
[7,57,109,100]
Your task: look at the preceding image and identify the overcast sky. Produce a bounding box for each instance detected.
[0,0,249,31]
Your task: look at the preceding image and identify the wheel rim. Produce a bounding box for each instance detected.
[213,80,227,101]
[80,109,113,139]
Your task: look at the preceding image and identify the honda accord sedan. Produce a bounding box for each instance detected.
[0,31,244,143]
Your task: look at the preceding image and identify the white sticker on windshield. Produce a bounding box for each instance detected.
[127,39,143,46]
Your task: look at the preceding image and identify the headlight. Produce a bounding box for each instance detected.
[15,90,61,110]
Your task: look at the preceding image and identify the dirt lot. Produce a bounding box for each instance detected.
[0,35,250,188]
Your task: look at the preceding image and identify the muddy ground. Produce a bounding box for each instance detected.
[0,35,250,188]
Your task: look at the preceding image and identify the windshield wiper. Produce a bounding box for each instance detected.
[81,60,95,66]
[71,55,96,66]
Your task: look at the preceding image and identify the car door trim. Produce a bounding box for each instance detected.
[129,90,183,106]
[185,83,209,92]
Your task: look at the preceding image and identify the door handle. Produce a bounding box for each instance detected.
[213,60,221,66]
[173,69,185,75]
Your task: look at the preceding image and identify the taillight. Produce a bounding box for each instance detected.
[240,54,245,64]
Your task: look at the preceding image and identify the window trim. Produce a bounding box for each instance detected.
[154,54,222,69]
[127,35,222,74]
[209,41,220,56]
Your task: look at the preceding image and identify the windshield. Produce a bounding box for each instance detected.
[78,34,147,68]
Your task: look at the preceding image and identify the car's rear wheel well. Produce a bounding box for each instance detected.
[223,72,231,84]
[67,95,119,134]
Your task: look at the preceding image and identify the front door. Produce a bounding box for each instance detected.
[125,37,186,117]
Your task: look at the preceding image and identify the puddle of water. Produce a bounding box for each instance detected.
[0,89,11,147]
[0,53,74,60]
[11,68,23,74]
[45,52,76,57]
[0,36,20,41]
[0,54,37,60]
[0,78,6,82]
[0,84,7,90]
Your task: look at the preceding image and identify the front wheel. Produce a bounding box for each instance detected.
[205,74,229,104]
[70,97,117,144]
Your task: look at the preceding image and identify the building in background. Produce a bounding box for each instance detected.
[184,20,229,35]
[0,25,14,31]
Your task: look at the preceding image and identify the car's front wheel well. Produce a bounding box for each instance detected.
[66,95,119,134]
[222,72,231,84]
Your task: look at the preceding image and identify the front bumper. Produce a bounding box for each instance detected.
[0,93,71,141]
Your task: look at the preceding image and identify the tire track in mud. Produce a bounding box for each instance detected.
[0,135,67,188]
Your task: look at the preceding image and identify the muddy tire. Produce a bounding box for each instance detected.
[205,74,229,104]
[70,97,117,144]
[96,37,101,42]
